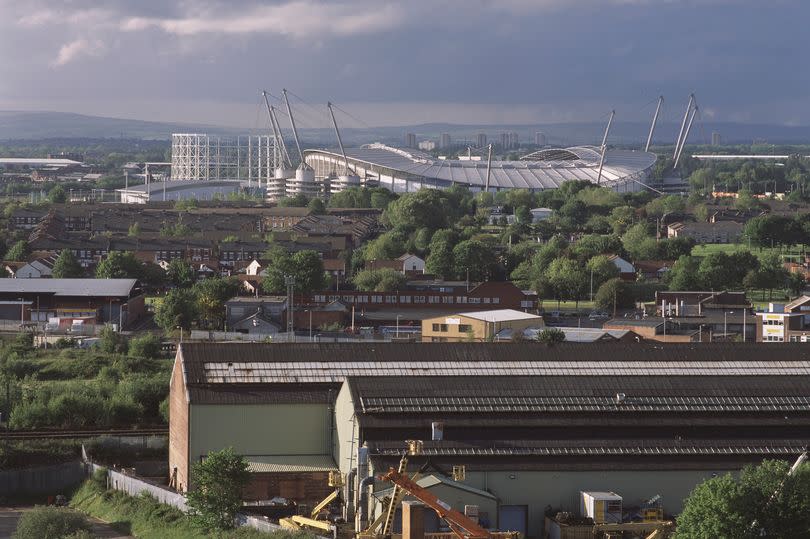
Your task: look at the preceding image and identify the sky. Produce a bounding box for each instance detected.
[0,0,808,128]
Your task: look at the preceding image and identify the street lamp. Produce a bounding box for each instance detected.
[306,310,313,341]
[396,315,402,338]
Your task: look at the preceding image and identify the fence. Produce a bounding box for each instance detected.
[83,451,300,536]
[190,330,391,343]
[0,460,86,497]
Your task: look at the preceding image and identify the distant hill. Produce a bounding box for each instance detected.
[2,110,810,147]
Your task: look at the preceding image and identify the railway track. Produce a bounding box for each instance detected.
[2,428,168,440]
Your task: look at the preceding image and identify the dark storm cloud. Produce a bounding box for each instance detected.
[0,0,808,126]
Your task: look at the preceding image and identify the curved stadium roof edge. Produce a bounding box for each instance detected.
[303,143,657,191]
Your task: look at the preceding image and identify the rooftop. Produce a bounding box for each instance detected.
[454,309,542,323]
[0,278,138,297]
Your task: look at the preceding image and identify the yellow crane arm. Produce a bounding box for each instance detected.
[311,488,340,519]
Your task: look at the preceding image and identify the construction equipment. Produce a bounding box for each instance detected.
[279,471,351,537]
[593,520,674,539]
[640,494,664,522]
[382,468,490,539]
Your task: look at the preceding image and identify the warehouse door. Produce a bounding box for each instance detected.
[498,505,527,536]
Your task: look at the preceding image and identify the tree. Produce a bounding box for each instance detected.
[307,197,326,214]
[452,239,498,281]
[666,255,702,291]
[674,459,810,539]
[95,251,142,279]
[154,288,198,332]
[384,189,452,232]
[536,328,566,345]
[51,250,83,278]
[546,257,588,308]
[194,278,241,329]
[594,278,634,312]
[621,223,658,261]
[128,333,163,359]
[5,240,28,261]
[352,268,407,292]
[262,250,326,295]
[585,255,620,291]
[47,185,67,203]
[186,447,251,531]
[167,258,195,288]
[99,326,127,354]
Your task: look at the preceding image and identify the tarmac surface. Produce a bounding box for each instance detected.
[0,506,134,538]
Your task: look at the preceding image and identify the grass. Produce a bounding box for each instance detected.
[71,479,309,539]
[691,243,807,262]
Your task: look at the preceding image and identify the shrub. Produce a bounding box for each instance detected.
[537,328,566,345]
[12,506,90,539]
[128,333,163,359]
[99,326,128,355]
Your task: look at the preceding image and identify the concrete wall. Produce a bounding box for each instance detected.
[168,355,189,492]
[189,403,331,468]
[107,467,189,512]
[0,461,86,496]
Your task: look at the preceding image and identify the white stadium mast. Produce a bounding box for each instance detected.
[674,104,698,168]
[327,101,350,176]
[673,93,695,160]
[596,109,615,185]
[282,88,304,163]
[645,96,664,153]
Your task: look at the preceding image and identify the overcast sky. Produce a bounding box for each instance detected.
[0,0,808,128]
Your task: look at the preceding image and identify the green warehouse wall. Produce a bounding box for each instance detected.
[189,403,331,463]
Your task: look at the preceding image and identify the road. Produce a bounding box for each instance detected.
[0,507,134,539]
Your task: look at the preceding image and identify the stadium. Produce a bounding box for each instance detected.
[303,143,657,194]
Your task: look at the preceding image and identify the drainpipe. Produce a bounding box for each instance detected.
[357,475,376,532]
[345,467,357,521]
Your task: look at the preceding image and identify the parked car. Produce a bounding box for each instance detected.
[589,311,610,320]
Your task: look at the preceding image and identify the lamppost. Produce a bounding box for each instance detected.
[396,315,402,338]
[307,310,313,341]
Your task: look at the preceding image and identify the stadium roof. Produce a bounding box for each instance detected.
[304,144,656,190]
[0,158,82,167]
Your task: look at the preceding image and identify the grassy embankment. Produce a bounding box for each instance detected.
[71,476,309,539]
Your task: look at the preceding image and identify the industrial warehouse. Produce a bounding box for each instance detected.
[168,342,810,539]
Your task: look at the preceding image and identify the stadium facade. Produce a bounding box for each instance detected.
[304,143,657,194]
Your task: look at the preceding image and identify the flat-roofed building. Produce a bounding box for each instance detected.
[421,308,543,342]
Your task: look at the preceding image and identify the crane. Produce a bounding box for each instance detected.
[279,471,350,536]
[381,468,492,539]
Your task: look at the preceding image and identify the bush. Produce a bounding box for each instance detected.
[99,326,128,355]
[12,506,90,539]
[537,328,566,345]
[128,333,163,359]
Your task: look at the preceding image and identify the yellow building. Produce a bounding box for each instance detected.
[421,309,543,342]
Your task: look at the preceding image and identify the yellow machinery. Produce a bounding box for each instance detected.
[280,470,352,536]
[593,521,674,539]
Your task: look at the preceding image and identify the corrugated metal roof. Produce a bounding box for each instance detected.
[455,309,542,323]
[0,278,138,297]
[373,474,497,500]
[246,454,337,473]
[178,343,810,385]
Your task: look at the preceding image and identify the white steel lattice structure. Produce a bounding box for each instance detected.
[171,133,278,185]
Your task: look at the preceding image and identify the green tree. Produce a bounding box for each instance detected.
[307,197,326,214]
[384,189,451,232]
[352,268,407,292]
[452,239,498,281]
[167,258,195,288]
[666,255,702,291]
[154,288,199,332]
[5,240,29,261]
[536,327,566,345]
[594,278,634,312]
[621,223,658,261]
[51,250,83,278]
[186,447,251,531]
[262,249,326,295]
[546,257,588,308]
[585,255,620,290]
[674,459,810,539]
[98,326,128,354]
[95,251,142,279]
[47,185,67,203]
[128,333,163,359]
[194,278,241,329]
